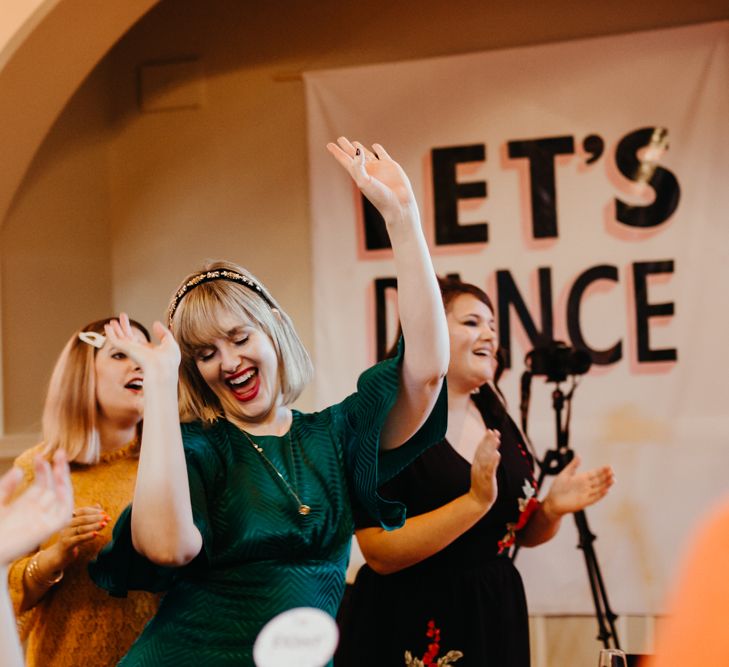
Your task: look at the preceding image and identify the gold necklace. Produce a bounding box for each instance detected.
[239,428,311,516]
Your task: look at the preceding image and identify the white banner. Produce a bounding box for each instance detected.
[305,21,729,614]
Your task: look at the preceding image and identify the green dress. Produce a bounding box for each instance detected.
[89,349,447,666]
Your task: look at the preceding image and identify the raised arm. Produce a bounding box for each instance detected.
[105,315,202,566]
[327,138,448,450]
[517,455,614,547]
[357,430,500,574]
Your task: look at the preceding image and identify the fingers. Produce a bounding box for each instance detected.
[478,428,500,444]
[105,314,136,343]
[336,136,356,156]
[348,141,370,185]
[68,510,110,530]
[353,140,377,162]
[71,506,109,522]
[120,312,135,338]
[339,136,380,162]
[581,466,613,488]
[152,320,171,343]
[104,320,124,344]
[327,137,383,166]
[372,143,391,161]
[562,454,581,474]
[475,432,501,471]
[32,455,53,492]
[471,436,500,508]
[0,466,23,505]
[326,142,350,168]
[60,507,110,546]
[591,466,615,492]
[51,450,72,515]
[326,137,359,172]
[576,466,614,506]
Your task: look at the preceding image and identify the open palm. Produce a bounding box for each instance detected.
[0,451,73,564]
[327,137,417,223]
[544,456,614,517]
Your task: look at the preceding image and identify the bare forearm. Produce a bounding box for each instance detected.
[387,209,449,383]
[380,210,448,449]
[357,492,488,575]
[131,376,201,565]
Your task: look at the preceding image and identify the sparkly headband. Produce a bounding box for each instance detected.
[167,270,275,326]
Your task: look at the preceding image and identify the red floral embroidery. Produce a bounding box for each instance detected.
[422,620,441,665]
[497,479,540,554]
[404,620,463,666]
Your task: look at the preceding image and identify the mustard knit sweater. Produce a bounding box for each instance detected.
[7,441,158,666]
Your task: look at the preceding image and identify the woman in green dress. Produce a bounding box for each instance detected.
[89,137,449,665]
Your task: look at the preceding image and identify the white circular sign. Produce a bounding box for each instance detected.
[253,607,339,667]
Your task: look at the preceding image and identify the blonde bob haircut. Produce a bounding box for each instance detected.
[42,317,150,464]
[170,260,313,423]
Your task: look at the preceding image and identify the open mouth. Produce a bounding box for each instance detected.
[473,348,493,358]
[125,378,143,392]
[226,367,260,402]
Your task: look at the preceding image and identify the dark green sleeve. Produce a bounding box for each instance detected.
[335,338,448,531]
[88,424,219,596]
[87,504,178,597]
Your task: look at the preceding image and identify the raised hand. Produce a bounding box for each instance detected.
[0,451,73,564]
[327,137,418,225]
[542,456,614,519]
[105,313,180,383]
[468,429,501,510]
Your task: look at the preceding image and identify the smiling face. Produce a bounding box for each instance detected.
[94,327,146,428]
[446,293,498,394]
[193,308,282,424]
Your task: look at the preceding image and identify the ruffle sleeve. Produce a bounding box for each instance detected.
[88,424,220,597]
[333,338,447,531]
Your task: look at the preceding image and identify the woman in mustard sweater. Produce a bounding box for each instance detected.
[7,317,158,666]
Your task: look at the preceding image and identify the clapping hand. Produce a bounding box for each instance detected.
[327,137,418,226]
[542,456,614,519]
[0,451,73,565]
[42,505,110,572]
[468,429,501,510]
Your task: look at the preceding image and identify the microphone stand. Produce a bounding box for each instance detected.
[515,376,621,650]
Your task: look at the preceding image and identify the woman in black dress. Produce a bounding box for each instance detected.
[338,278,614,667]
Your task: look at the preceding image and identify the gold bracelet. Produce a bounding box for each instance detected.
[26,553,64,588]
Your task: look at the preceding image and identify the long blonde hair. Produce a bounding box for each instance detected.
[42,317,150,464]
[169,260,313,423]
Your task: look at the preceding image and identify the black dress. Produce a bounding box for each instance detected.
[337,388,538,667]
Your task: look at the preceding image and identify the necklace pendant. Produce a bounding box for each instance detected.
[298,504,312,516]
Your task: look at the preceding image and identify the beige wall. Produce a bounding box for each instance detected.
[1,63,114,435]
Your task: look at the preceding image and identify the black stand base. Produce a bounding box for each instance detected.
[515,385,620,650]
